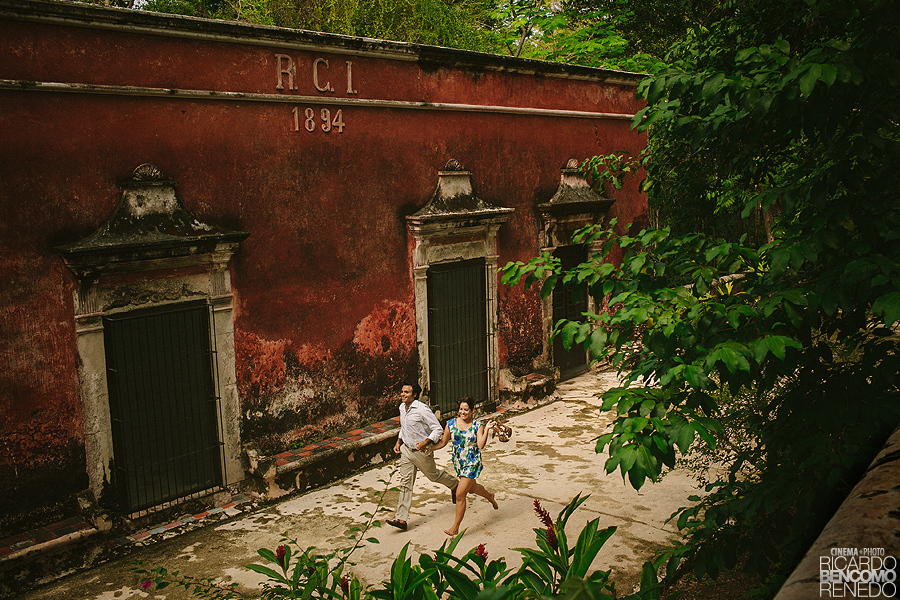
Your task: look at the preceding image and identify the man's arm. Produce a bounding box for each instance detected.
[414,403,444,452]
[422,404,444,443]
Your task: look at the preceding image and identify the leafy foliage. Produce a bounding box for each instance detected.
[582,152,642,192]
[503,0,900,594]
[512,494,620,597]
[127,0,500,50]
[490,0,724,72]
[93,0,722,72]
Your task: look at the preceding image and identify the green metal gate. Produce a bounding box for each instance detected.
[104,300,224,514]
[552,245,589,379]
[427,258,490,414]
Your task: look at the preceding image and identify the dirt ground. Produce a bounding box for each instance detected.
[666,570,762,599]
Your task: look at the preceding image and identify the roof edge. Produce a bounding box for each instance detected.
[0,0,647,85]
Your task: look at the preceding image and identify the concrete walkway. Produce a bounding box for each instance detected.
[14,369,703,600]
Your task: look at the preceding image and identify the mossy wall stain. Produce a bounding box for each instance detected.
[0,265,85,538]
[237,301,416,456]
[498,286,544,375]
[0,438,86,539]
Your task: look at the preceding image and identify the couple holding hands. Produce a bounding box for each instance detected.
[387,382,499,536]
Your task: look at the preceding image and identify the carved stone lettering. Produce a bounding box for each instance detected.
[346,61,357,95]
[274,54,359,96]
[313,58,333,93]
[275,54,297,91]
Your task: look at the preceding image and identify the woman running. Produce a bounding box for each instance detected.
[432,397,499,536]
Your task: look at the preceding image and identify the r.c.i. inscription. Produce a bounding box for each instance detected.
[275,54,357,95]
[276,54,356,133]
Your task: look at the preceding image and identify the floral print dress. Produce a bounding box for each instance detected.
[448,418,483,479]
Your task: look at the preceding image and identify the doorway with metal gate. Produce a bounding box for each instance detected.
[552,245,589,379]
[426,258,491,415]
[103,300,225,514]
[406,161,513,415]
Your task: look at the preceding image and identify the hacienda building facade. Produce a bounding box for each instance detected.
[0,0,647,535]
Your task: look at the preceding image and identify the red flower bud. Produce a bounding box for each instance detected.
[545,526,559,551]
[475,543,488,561]
[533,499,554,529]
[533,500,558,550]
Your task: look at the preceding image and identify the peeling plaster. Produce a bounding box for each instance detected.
[352,301,415,356]
[237,301,417,456]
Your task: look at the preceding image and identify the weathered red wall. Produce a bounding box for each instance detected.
[0,0,646,530]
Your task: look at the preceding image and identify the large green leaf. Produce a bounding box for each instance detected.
[873,292,900,327]
[569,520,617,578]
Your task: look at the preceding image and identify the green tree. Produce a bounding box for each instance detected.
[504,0,900,595]
[131,0,502,51]
[122,0,720,72]
[490,0,724,73]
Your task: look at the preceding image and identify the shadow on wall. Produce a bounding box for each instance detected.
[0,440,87,540]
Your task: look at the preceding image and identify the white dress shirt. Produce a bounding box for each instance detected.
[399,399,443,447]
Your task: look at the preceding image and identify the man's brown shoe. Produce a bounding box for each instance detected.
[387,519,407,531]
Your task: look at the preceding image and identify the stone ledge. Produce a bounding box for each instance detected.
[0,492,260,598]
[775,424,900,600]
[499,369,559,410]
[242,399,526,501]
[243,416,402,500]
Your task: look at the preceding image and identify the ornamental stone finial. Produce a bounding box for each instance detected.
[131,163,166,182]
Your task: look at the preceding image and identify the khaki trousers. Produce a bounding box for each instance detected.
[394,444,458,521]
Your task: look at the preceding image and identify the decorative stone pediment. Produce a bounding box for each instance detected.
[57,164,249,280]
[538,158,613,218]
[538,159,612,249]
[406,160,514,239]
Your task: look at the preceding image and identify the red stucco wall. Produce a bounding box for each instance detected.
[0,0,646,530]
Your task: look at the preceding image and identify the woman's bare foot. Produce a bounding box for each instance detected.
[488,493,498,510]
[444,528,458,536]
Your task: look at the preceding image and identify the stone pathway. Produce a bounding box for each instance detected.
[10,368,704,600]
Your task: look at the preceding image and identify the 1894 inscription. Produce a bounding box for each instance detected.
[276,54,356,134]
